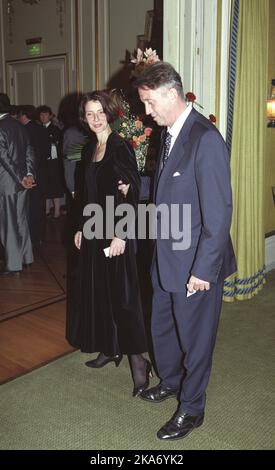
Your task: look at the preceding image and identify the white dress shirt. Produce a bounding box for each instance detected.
[167,104,192,155]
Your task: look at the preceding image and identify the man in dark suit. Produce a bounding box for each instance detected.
[17,105,48,244]
[0,94,35,274]
[134,62,237,440]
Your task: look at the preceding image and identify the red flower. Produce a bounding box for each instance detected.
[130,140,137,149]
[209,114,216,123]
[118,110,124,118]
[186,92,196,102]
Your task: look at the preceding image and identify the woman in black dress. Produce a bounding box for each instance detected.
[66,91,151,397]
[37,105,64,218]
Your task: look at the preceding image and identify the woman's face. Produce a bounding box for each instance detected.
[85,100,109,133]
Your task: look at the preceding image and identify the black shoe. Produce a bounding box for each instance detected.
[140,382,178,403]
[85,353,122,368]
[157,410,204,441]
[132,359,153,398]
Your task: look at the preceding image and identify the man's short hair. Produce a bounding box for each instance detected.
[134,62,184,99]
[17,105,36,121]
[37,105,52,115]
[0,93,10,113]
[9,105,19,117]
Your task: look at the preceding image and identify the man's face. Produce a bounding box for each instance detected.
[39,112,51,125]
[138,86,174,127]
[18,114,28,125]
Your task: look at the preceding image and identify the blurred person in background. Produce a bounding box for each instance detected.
[37,105,64,219]
[18,105,48,245]
[0,94,35,274]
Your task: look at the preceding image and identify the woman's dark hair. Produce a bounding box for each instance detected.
[79,91,119,129]
[134,62,184,99]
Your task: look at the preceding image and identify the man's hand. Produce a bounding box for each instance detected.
[118,180,130,198]
[74,231,82,250]
[21,175,36,189]
[187,275,210,293]
[109,237,126,257]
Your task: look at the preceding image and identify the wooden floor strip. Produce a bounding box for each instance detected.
[0,218,74,384]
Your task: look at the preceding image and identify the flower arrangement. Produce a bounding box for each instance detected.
[114,96,152,173]
[186,91,216,124]
[109,49,159,173]
[131,47,160,77]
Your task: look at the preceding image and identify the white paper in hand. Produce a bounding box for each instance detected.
[103,247,110,257]
[186,289,197,298]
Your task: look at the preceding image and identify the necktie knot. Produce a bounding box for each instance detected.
[162,131,172,167]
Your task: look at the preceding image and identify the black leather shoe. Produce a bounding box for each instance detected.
[85,353,122,368]
[140,382,178,403]
[157,410,204,440]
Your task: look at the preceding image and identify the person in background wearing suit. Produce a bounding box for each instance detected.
[133,62,237,440]
[0,94,35,275]
[17,105,48,245]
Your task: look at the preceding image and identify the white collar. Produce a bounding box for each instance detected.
[168,104,192,139]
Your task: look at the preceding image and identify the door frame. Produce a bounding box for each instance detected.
[6,53,68,106]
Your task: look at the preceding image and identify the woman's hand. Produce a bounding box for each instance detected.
[118,180,130,198]
[74,231,82,250]
[109,237,126,257]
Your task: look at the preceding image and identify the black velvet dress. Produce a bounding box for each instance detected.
[66,131,147,355]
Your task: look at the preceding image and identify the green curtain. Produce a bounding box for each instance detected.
[223,0,269,301]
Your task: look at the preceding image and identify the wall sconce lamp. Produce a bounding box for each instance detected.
[267,79,275,128]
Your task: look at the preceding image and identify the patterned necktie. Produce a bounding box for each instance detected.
[162,131,172,167]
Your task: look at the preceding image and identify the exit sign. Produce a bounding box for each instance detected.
[26,37,42,57]
[28,43,42,56]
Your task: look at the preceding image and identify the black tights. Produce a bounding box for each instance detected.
[94,352,148,387]
[129,354,148,388]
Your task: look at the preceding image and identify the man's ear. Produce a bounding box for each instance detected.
[168,87,178,102]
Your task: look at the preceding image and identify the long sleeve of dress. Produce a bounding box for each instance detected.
[113,139,140,240]
[113,139,140,209]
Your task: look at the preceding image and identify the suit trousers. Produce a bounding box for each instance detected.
[0,190,33,271]
[151,258,224,415]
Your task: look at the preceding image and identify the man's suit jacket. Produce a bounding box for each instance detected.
[153,108,236,292]
[0,114,35,196]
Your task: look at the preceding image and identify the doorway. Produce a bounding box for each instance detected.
[7,55,67,115]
